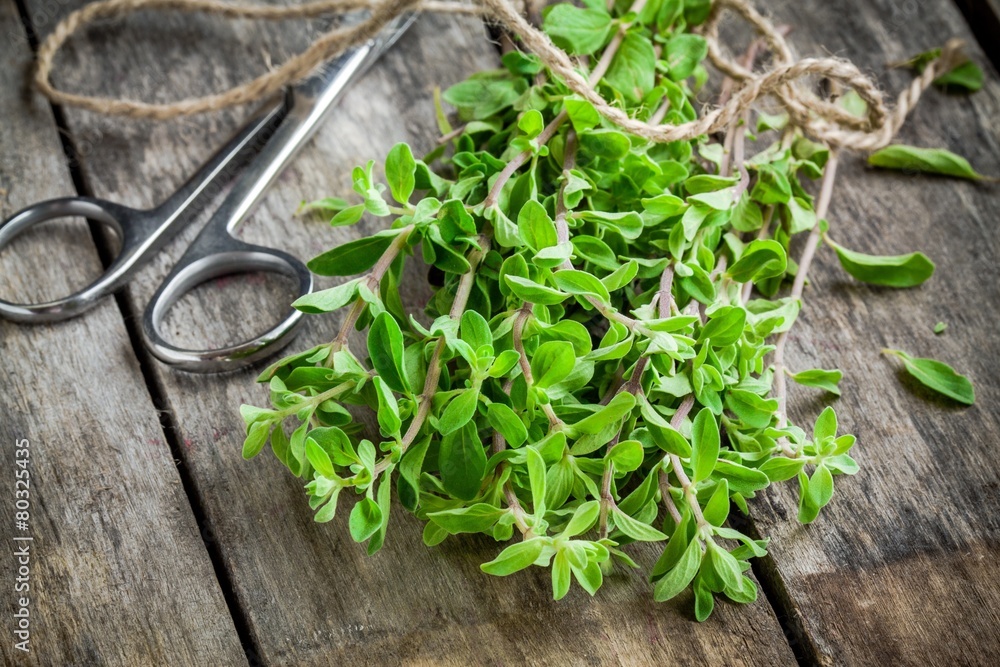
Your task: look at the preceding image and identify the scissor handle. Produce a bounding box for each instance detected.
[140,225,312,373]
[0,196,157,322]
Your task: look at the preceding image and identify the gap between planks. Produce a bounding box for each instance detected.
[9,0,263,663]
[952,0,1000,71]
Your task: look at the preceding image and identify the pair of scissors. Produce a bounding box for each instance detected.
[0,16,414,372]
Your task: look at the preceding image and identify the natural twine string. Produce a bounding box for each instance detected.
[33,0,966,150]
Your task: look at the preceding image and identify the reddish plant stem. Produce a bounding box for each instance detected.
[662,395,709,528]
[330,225,414,354]
[373,235,491,475]
[512,304,563,428]
[772,153,839,456]
[659,471,684,524]
[493,378,534,537]
[597,261,674,538]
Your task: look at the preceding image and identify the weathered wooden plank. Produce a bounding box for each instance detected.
[29,5,799,664]
[0,2,247,665]
[730,0,1000,664]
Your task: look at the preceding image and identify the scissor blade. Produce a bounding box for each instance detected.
[204,16,414,234]
[291,14,417,107]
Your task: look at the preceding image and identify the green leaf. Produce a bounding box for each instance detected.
[813,406,838,442]
[422,521,448,547]
[699,306,746,347]
[372,376,402,437]
[305,437,336,478]
[460,310,492,351]
[868,144,984,180]
[706,540,742,590]
[647,421,691,457]
[601,260,638,292]
[606,33,657,103]
[934,60,983,92]
[828,239,935,288]
[562,500,600,537]
[693,577,714,622]
[313,486,342,523]
[518,199,558,252]
[579,129,632,160]
[552,550,571,600]
[349,497,383,542]
[665,34,708,81]
[502,50,543,75]
[531,341,576,389]
[504,275,569,305]
[526,447,547,514]
[329,204,365,227]
[713,459,770,495]
[488,350,521,378]
[826,454,860,476]
[534,243,573,270]
[308,426,356,466]
[439,421,487,500]
[368,312,409,393]
[428,504,505,534]
[702,479,730,526]
[789,368,842,395]
[612,506,669,542]
[397,435,430,511]
[759,457,805,482]
[727,240,787,283]
[518,109,544,138]
[572,558,604,596]
[724,390,778,429]
[542,4,613,55]
[690,407,720,482]
[884,349,975,405]
[750,164,791,204]
[552,269,611,304]
[569,392,636,436]
[439,388,480,435]
[572,235,618,270]
[298,196,350,217]
[443,77,525,120]
[307,233,396,276]
[607,439,644,473]
[798,466,835,524]
[385,143,416,204]
[653,536,702,601]
[564,96,601,132]
[481,538,547,576]
[242,421,270,460]
[642,193,687,217]
[487,402,528,448]
[292,278,361,314]
[579,210,644,240]
[729,193,763,233]
[367,470,393,554]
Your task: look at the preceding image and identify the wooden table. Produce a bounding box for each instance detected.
[1,0,998,664]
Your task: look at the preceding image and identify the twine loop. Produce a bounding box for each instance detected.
[33,0,968,149]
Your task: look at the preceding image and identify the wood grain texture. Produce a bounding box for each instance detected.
[0,2,247,665]
[24,5,798,665]
[728,0,1000,664]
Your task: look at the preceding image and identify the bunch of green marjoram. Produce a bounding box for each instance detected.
[239,0,978,619]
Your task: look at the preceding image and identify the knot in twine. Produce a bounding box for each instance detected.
[34,0,968,150]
